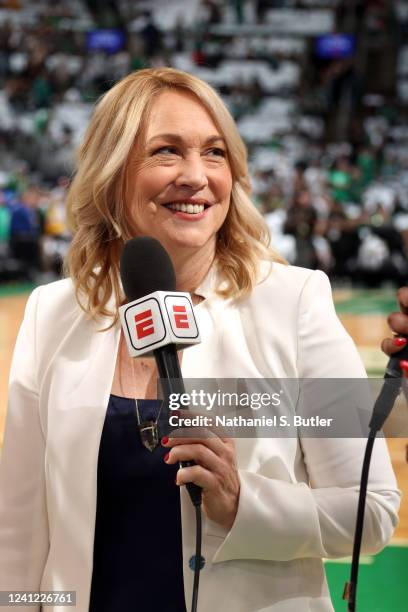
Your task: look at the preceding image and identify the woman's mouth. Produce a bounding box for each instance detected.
[162,201,211,216]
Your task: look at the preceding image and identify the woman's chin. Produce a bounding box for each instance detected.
[159,231,215,253]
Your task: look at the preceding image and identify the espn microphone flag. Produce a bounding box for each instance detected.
[119,291,200,357]
[119,236,201,357]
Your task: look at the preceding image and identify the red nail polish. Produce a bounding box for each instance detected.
[164,452,170,462]
[400,360,408,372]
[393,337,407,347]
[161,436,169,445]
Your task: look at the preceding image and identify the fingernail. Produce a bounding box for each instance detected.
[164,452,170,462]
[393,337,407,347]
[400,360,408,372]
[161,436,169,445]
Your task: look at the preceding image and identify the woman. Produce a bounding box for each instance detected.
[0,68,400,612]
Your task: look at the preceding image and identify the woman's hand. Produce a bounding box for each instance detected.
[381,287,408,371]
[162,430,240,531]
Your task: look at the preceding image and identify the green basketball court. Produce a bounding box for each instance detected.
[326,543,408,611]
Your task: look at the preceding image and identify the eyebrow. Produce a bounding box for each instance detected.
[146,133,226,146]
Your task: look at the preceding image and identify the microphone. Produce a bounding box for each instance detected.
[369,342,408,432]
[119,236,202,506]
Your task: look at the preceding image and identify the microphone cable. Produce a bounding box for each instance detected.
[191,499,202,612]
[343,429,376,611]
[344,346,408,611]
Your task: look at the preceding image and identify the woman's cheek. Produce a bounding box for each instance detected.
[211,167,232,198]
[147,201,158,213]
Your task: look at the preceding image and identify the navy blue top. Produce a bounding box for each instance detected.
[89,395,187,612]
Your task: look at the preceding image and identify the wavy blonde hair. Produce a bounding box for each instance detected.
[64,67,286,324]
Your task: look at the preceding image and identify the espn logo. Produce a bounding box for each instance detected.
[134,304,190,340]
[119,291,201,357]
[172,305,189,329]
[135,308,155,339]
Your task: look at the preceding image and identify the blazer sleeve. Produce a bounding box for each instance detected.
[211,269,400,563]
[0,287,49,606]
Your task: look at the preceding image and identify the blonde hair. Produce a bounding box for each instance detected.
[64,67,286,324]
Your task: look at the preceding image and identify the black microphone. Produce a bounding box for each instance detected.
[369,342,408,432]
[119,236,202,506]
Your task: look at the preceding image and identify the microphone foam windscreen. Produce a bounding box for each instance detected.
[120,236,176,301]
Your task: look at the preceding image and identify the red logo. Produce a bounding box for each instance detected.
[173,304,189,329]
[135,309,155,339]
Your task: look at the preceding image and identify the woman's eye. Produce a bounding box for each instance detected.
[153,146,178,155]
[207,148,226,157]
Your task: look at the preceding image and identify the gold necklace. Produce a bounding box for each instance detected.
[129,351,163,452]
[134,397,164,452]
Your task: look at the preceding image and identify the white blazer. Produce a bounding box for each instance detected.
[0,262,400,612]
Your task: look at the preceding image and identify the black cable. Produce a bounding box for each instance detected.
[345,429,376,611]
[191,502,202,612]
[344,338,408,610]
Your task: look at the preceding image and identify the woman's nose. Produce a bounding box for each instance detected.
[174,156,209,190]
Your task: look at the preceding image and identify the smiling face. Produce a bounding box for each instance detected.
[125,89,233,261]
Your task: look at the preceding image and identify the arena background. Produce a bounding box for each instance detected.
[0,1,407,609]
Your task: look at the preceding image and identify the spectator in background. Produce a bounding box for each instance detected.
[274,185,331,272]
[32,68,53,108]
[284,190,320,269]
[328,156,354,204]
[293,160,308,195]
[141,11,163,59]
[9,186,43,280]
[0,191,10,256]
[326,209,360,279]
[357,146,377,186]
[199,0,222,25]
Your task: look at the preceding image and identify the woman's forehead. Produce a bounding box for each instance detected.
[144,89,222,142]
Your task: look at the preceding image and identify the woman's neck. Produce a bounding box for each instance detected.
[171,241,216,295]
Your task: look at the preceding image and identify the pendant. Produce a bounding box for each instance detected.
[138,421,159,452]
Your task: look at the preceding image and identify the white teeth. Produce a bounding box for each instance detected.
[166,202,205,214]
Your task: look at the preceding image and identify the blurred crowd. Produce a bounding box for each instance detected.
[0,171,70,282]
[0,0,407,286]
[256,144,408,286]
